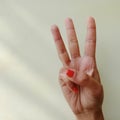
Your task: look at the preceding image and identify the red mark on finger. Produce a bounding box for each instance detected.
[72,87,79,93]
[66,69,74,78]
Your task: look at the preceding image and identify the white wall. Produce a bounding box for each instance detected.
[0,0,120,120]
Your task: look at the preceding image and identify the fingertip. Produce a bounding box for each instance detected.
[65,17,74,28]
[51,24,62,41]
[87,16,95,23]
[65,17,72,22]
[87,16,96,28]
[51,24,58,31]
[86,68,94,77]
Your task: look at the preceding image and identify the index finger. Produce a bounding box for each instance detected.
[84,17,96,58]
[51,25,70,66]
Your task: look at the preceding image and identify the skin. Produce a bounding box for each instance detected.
[51,17,104,120]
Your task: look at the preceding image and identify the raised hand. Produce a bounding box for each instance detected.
[51,17,104,120]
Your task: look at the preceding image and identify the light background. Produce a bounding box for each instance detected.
[0,0,120,120]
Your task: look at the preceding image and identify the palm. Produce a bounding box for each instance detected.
[62,56,102,114]
[51,17,103,115]
[70,56,95,74]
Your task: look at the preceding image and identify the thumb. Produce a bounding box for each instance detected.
[65,69,103,96]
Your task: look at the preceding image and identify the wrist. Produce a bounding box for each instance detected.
[75,109,104,120]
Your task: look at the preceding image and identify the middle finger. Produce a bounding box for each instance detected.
[65,18,80,59]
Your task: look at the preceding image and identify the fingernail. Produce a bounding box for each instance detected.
[66,69,74,78]
[72,86,79,93]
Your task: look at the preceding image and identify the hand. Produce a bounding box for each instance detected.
[51,17,104,120]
